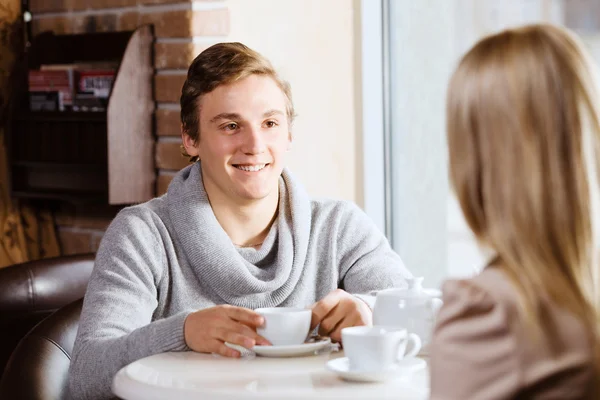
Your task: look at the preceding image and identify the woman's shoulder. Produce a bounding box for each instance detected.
[437,268,520,345]
[430,268,521,399]
[434,268,523,364]
[441,267,519,318]
[437,268,596,398]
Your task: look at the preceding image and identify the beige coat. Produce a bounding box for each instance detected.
[429,267,595,399]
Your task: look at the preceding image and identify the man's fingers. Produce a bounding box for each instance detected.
[317,303,343,335]
[215,342,241,358]
[310,289,344,330]
[222,330,256,349]
[318,300,355,341]
[319,320,346,342]
[222,305,264,327]
[185,306,270,354]
[202,338,241,358]
[255,334,272,346]
[236,322,271,344]
[329,327,344,343]
[331,314,364,343]
[318,296,369,341]
[213,321,259,346]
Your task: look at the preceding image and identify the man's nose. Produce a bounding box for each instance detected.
[242,126,267,155]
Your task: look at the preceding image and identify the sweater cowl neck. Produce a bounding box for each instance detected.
[166,162,312,308]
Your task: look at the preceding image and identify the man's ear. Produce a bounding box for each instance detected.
[181,129,200,157]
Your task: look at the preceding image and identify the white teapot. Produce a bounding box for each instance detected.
[372,277,443,351]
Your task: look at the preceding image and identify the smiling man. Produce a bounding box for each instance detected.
[67,43,412,400]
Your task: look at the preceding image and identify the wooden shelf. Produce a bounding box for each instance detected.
[12,161,107,170]
[11,190,108,203]
[14,111,107,122]
[8,26,156,205]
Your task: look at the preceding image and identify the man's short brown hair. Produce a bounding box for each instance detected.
[180,42,295,162]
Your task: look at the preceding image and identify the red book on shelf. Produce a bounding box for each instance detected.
[28,70,74,110]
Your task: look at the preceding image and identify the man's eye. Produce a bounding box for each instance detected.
[223,123,238,131]
[265,120,278,128]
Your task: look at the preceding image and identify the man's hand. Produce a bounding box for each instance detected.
[310,289,372,343]
[184,305,271,358]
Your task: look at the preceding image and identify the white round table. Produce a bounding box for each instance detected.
[112,350,430,400]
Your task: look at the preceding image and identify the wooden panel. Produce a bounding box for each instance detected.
[107,25,155,204]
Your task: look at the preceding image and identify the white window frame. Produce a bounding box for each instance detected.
[359,0,391,239]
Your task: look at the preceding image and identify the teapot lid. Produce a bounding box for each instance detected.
[406,277,424,290]
[375,276,442,298]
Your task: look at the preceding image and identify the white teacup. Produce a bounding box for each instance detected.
[255,307,312,346]
[341,326,422,372]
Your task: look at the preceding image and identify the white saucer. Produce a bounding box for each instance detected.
[326,357,426,383]
[251,338,332,358]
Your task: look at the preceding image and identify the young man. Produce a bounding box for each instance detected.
[68,42,411,399]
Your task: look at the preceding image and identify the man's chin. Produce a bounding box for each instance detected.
[233,185,277,202]
[236,191,273,202]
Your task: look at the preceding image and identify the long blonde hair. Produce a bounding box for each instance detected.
[447,23,600,378]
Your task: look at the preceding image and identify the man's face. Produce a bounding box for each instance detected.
[182,74,291,203]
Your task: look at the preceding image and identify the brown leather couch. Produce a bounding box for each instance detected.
[0,254,95,379]
[0,299,84,399]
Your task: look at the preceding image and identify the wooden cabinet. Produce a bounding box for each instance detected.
[8,25,155,204]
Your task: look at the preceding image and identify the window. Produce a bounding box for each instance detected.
[361,0,598,288]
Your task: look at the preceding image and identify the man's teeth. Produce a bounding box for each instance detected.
[236,164,267,172]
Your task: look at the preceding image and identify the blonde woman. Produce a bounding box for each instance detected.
[429,24,598,399]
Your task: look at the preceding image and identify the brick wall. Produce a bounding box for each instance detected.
[29,0,229,254]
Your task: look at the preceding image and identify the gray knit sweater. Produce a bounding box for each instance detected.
[67,163,411,399]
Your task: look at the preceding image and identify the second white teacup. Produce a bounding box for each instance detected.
[255,307,312,346]
[341,326,422,372]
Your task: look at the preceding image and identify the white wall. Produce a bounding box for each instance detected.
[226,0,361,203]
